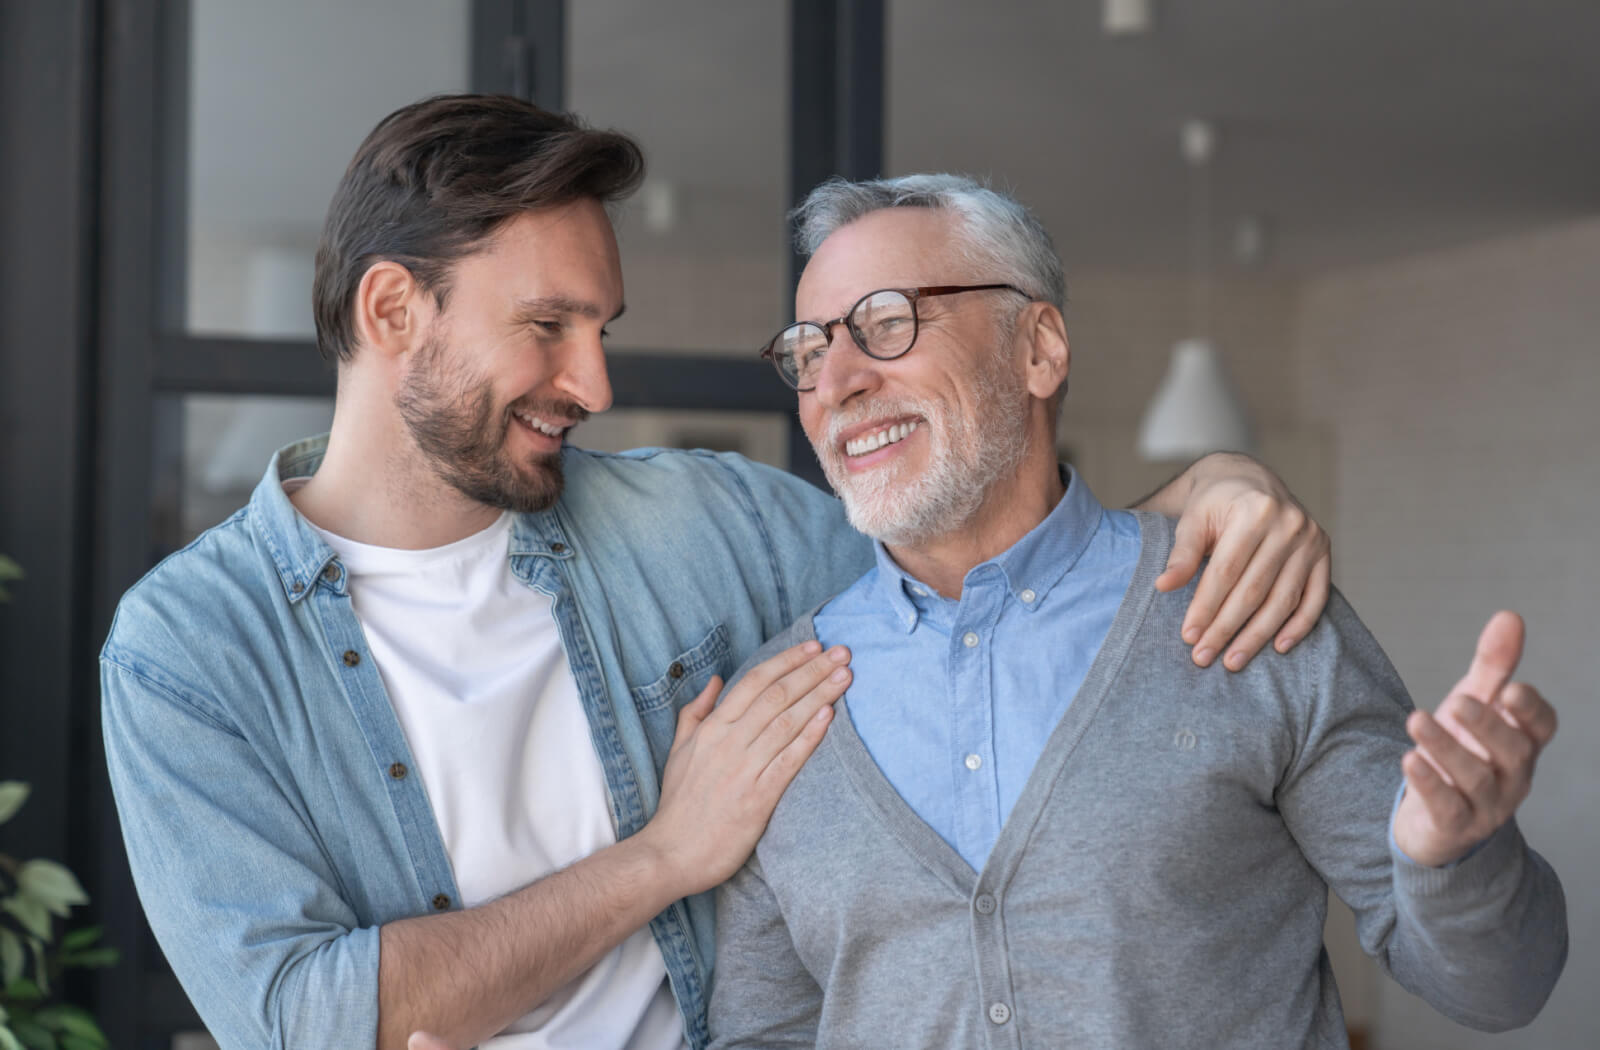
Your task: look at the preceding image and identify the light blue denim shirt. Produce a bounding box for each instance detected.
[100,435,871,1050]
[813,467,1140,870]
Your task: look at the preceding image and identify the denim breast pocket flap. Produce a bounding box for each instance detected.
[630,623,731,714]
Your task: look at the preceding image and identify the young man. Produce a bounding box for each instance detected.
[102,97,1333,1050]
[708,175,1567,1048]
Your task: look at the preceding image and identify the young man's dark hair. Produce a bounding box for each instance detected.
[312,93,646,363]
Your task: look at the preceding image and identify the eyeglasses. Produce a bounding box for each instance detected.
[760,283,1028,391]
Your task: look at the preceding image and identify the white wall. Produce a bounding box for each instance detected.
[1296,217,1600,1050]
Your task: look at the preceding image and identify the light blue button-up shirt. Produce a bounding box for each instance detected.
[100,435,872,1050]
[814,467,1140,870]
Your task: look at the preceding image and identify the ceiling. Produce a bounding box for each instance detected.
[190,0,1600,280]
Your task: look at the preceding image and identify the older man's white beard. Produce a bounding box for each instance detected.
[820,364,1032,549]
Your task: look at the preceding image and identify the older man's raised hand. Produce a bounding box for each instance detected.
[1393,611,1559,868]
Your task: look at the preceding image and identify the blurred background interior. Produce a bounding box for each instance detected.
[1,1,1595,1047]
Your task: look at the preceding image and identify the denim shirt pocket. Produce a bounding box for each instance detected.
[630,623,731,780]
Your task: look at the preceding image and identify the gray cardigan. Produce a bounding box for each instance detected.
[708,514,1565,1049]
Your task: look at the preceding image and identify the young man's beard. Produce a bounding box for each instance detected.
[819,348,1032,548]
[394,334,584,513]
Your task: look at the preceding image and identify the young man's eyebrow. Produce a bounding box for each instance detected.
[512,296,626,323]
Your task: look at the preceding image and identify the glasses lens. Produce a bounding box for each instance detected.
[779,322,830,388]
[850,290,916,359]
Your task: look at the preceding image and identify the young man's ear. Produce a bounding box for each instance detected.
[353,261,429,362]
[1021,302,1070,402]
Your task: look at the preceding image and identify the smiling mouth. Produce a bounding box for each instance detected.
[845,420,920,457]
[511,407,569,438]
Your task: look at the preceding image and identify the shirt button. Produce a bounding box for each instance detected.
[550,542,567,553]
[989,1002,1011,1025]
[321,563,341,583]
[342,650,360,667]
[388,762,408,780]
[962,632,979,648]
[1020,588,1036,604]
[290,581,304,594]
[432,894,451,911]
[974,893,996,915]
[964,753,982,771]
[668,661,686,679]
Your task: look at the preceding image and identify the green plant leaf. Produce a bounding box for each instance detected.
[0,785,28,827]
[0,930,23,987]
[30,1011,101,1050]
[14,864,87,919]
[1,977,41,1002]
[8,1018,56,1050]
[0,1022,26,1050]
[56,949,118,970]
[26,941,44,998]
[55,929,101,953]
[0,899,49,943]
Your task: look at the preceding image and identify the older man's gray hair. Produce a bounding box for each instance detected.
[791,174,1066,312]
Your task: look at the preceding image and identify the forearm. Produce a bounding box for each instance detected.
[1130,461,1198,515]
[1382,819,1567,1031]
[377,833,682,1050]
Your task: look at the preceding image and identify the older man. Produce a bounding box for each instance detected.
[707,175,1567,1049]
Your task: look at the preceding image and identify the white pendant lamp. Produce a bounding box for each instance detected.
[1138,120,1255,460]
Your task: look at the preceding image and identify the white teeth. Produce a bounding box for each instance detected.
[845,420,919,457]
[514,409,564,437]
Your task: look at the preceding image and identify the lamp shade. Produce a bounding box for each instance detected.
[1138,339,1254,460]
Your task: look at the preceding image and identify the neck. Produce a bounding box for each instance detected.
[883,449,1065,599]
[290,388,503,550]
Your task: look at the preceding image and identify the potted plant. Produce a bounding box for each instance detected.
[1,559,119,1050]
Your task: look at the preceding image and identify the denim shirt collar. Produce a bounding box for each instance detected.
[871,464,1106,632]
[249,434,577,603]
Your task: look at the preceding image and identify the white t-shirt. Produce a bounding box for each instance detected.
[301,503,684,1050]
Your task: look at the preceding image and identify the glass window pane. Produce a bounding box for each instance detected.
[173,394,334,543]
[568,1,787,357]
[572,409,789,470]
[182,0,470,339]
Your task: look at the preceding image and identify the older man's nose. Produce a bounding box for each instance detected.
[812,334,881,408]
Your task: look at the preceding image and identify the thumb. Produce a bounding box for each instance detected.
[409,1034,456,1050]
[1454,611,1524,703]
[673,674,721,748]
[1155,513,1206,592]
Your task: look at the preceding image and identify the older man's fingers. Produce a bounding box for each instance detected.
[1401,749,1473,836]
[1408,710,1500,809]
[1444,695,1536,780]
[1498,681,1559,749]
[1453,611,1524,704]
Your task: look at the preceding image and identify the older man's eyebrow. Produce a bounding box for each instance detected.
[512,295,626,323]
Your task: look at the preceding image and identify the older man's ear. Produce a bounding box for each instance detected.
[1021,301,1070,403]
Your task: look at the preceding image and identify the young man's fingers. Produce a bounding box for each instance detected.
[1154,516,1205,594]
[747,664,850,762]
[726,646,850,746]
[1178,524,1268,653]
[715,640,826,721]
[755,704,835,797]
[1189,532,1287,667]
[672,675,721,749]
[1274,555,1330,654]
[1217,546,1313,671]
[1452,611,1524,704]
